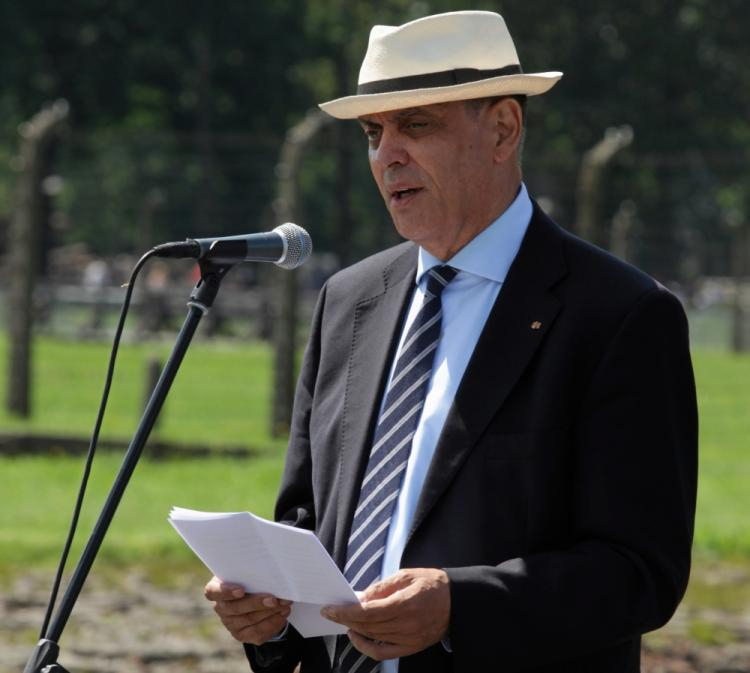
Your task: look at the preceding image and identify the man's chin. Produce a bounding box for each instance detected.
[391,218,429,245]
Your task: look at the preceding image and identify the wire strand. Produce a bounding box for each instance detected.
[40,249,157,639]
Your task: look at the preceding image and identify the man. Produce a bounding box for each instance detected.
[205,11,697,673]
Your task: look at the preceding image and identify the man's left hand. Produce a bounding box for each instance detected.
[321,568,450,661]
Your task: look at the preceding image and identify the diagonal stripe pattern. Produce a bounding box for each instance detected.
[336,265,457,673]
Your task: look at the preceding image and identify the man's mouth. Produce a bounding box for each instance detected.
[391,188,422,201]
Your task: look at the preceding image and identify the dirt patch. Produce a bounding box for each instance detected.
[642,559,750,672]
[3,564,750,672]
[2,570,248,673]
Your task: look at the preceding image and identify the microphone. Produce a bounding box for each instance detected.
[152,223,312,269]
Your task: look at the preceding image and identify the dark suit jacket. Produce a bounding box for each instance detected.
[247,204,698,673]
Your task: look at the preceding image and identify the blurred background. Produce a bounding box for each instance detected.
[1,1,748,672]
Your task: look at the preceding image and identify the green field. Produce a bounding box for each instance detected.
[0,453,284,573]
[0,337,748,575]
[691,349,750,557]
[0,335,287,574]
[0,336,287,451]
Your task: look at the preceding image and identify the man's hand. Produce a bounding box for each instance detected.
[321,568,450,661]
[204,576,291,645]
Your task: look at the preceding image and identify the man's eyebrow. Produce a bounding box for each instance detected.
[391,105,446,120]
[392,107,430,119]
[358,106,444,127]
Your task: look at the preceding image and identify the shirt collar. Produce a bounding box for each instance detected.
[416,182,533,285]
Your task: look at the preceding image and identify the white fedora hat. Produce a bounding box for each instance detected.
[319,10,562,119]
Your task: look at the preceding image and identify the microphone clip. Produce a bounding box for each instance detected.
[151,240,201,259]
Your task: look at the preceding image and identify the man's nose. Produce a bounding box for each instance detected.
[372,130,408,168]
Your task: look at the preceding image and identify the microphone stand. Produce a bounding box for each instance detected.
[24,260,234,673]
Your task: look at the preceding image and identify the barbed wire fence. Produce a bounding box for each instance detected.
[0,124,747,353]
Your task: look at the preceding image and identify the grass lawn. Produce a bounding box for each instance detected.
[0,335,289,575]
[0,453,284,573]
[0,336,287,452]
[0,337,748,576]
[692,349,750,557]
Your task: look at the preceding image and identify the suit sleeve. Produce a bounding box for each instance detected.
[244,284,328,673]
[445,286,698,670]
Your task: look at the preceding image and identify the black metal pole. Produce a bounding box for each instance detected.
[24,263,232,673]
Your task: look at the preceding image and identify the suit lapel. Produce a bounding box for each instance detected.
[333,244,418,566]
[408,207,568,541]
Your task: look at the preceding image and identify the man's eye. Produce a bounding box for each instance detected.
[363,128,380,142]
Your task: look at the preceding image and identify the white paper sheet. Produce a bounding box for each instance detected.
[168,507,359,637]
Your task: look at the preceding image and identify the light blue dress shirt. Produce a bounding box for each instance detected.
[378,183,532,673]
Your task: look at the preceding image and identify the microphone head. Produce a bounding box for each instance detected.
[274,223,312,269]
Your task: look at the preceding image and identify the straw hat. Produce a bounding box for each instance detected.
[319,10,562,119]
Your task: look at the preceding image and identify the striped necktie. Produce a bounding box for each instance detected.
[337,264,457,673]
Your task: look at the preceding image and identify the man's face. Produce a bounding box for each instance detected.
[359,101,502,260]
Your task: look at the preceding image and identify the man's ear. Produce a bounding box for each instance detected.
[489,98,523,164]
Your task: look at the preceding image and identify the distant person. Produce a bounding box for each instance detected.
[140,261,171,334]
[205,10,698,672]
[82,258,110,334]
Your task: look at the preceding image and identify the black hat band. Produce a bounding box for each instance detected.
[357,65,522,95]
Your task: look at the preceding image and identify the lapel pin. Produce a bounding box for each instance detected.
[531,321,542,330]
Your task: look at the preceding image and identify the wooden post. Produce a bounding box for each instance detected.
[271,110,332,437]
[731,222,750,353]
[575,125,633,246]
[5,100,69,417]
[609,199,637,262]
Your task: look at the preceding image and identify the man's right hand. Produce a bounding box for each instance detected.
[204,576,292,645]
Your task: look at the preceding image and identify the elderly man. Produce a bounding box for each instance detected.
[205,11,697,673]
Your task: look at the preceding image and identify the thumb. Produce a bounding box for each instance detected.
[361,571,409,602]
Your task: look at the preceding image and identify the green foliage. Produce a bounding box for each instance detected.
[0,0,746,278]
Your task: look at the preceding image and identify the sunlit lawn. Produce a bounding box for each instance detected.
[0,453,284,571]
[0,335,287,451]
[691,349,750,557]
[0,334,287,572]
[0,337,748,574]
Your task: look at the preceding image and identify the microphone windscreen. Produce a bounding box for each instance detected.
[274,223,313,269]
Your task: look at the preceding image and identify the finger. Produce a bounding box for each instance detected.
[360,572,411,601]
[332,599,401,626]
[359,592,406,613]
[204,577,243,600]
[222,605,291,631]
[204,577,246,601]
[215,592,293,618]
[340,615,427,645]
[322,571,418,626]
[213,592,292,616]
[347,630,412,661]
[232,612,290,645]
[322,598,399,625]
[215,602,279,623]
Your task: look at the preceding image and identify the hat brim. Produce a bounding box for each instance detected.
[319,71,562,119]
